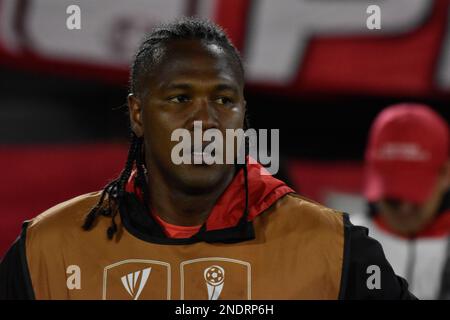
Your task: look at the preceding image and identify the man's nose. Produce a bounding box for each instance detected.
[190,97,219,130]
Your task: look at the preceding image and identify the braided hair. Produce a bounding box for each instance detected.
[83,17,249,239]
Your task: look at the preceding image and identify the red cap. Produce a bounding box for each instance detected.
[364,103,449,204]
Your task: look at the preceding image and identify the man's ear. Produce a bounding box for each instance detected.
[127,93,144,137]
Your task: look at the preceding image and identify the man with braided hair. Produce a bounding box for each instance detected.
[0,17,415,300]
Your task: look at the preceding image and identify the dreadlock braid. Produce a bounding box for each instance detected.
[135,140,150,211]
[240,122,250,225]
[82,133,142,239]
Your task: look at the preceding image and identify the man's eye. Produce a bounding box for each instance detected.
[168,95,190,103]
[214,97,234,105]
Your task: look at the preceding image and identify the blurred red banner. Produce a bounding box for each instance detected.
[0,0,449,98]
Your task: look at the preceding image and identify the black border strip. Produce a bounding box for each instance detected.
[338,213,352,300]
[18,222,35,300]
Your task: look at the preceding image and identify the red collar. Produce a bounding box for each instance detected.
[125,162,294,232]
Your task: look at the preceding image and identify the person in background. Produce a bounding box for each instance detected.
[354,103,450,299]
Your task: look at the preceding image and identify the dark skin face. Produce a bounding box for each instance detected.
[128,39,246,226]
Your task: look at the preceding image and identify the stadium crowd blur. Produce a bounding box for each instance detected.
[0,0,449,299]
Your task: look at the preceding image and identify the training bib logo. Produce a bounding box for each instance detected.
[102,258,250,299]
[103,259,171,300]
[204,265,225,300]
[181,257,251,300]
[120,267,152,300]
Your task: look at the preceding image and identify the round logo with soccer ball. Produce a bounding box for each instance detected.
[204,265,225,286]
